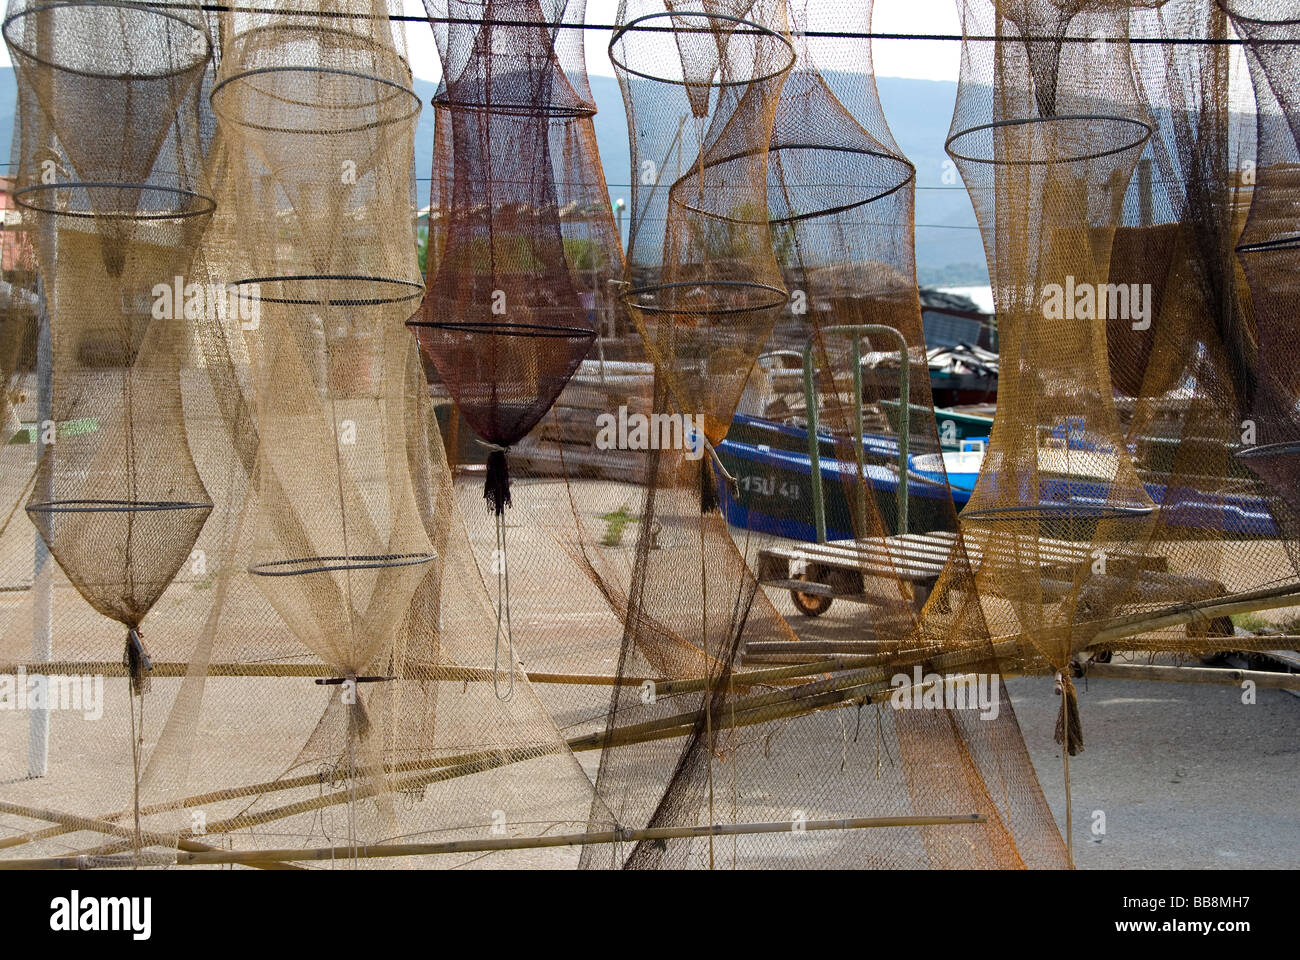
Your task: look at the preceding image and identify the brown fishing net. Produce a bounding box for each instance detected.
[945,0,1159,712]
[411,0,598,518]
[0,0,214,855]
[1221,0,1300,553]
[1097,0,1289,656]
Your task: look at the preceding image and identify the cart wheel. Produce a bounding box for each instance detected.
[790,570,832,617]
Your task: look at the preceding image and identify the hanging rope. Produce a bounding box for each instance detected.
[493,506,516,703]
[1054,671,1084,757]
[123,627,152,697]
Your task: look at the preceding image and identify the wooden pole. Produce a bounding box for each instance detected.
[0,814,988,869]
[181,815,983,867]
[0,660,658,686]
[0,800,301,870]
[1084,661,1300,689]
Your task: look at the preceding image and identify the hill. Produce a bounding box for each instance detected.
[0,67,985,281]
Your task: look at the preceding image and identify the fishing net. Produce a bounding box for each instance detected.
[565,0,1067,870]
[4,0,1279,873]
[411,0,598,518]
[138,0,612,865]
[0,0,610,870]
[420,0,635,739]
[0,0,215,856]
[1095,0,1292,659]
[1221,0,1300,553]
[944,0,1161,722]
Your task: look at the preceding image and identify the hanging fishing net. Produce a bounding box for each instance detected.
[562,0,1068,871]
[944,0,1163,723]
[11,0,610,869]
[411,0,598,519]
[1092,0,1292,660]
[0,0,216,858]
[418,0,636,738]
[1221,0,1300,558]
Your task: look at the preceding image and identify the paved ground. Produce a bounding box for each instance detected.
[1006,670,1300,869]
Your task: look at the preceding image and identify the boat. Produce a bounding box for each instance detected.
[716,419,1282,541]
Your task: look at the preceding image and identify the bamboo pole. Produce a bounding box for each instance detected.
[0,814,987,869]
[176,814,989,866]
[1089,582,1300,643]
[1083,662,1300,689]
[0,816,982,868]
[0,660,657,686]
[0,800,302,870]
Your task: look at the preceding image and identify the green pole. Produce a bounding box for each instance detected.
[810,325,909,538]
[851,334,866,534]
[802,341,827,544]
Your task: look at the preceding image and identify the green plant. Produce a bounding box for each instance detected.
[599,503,636,547]
[416,225,429,277]
[564,236,605,273]
[1230,612,1270,633]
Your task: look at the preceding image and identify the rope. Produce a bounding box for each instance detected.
[1054,671,1082,869]
[493,511,516,702]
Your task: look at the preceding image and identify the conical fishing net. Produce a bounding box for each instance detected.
[421,0,634,735]
[0,0,215,856]
[944,0,1161,715]
[411,0,598,518]
[1221,0,1300,551]
[154,0,612,864]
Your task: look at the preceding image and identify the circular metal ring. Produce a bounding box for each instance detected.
[249,552,436,577]
[13,182,216,220]
[406,319,596,339]
[945,115,1152,166]
[26,498,212,514]
[608,11,795,88]
[621,279,788,317]
[212,66,420,135]
[3,1,210,80]
[231,274,424,307]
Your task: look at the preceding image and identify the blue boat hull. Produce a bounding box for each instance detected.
[716,419,1282,542]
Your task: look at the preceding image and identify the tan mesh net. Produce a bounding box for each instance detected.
[0,0,1291,871]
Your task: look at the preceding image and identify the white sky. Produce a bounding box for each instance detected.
[0,2,969,83]
[399,0,962,83]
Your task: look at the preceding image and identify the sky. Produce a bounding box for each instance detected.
[399,0,962,84]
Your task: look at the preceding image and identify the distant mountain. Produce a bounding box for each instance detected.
[0,66,985,281]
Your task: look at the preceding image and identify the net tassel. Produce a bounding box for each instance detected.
[484,448,512,516]
[699,456,719,514]
[1054,672,1084,757]
[345,675,371,740]
[123,627,152,697]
